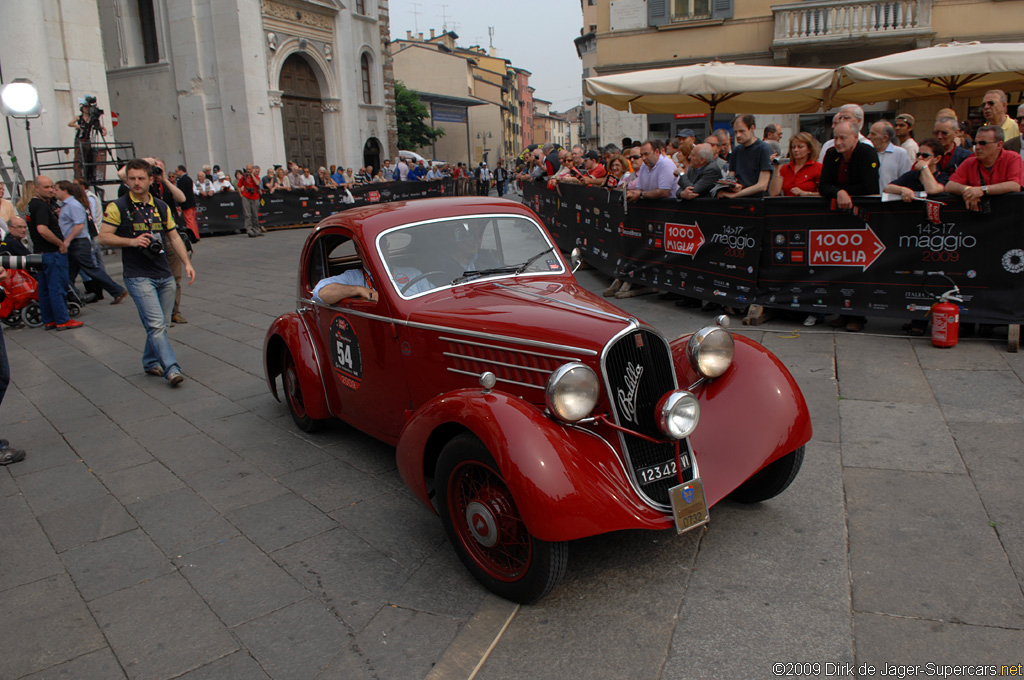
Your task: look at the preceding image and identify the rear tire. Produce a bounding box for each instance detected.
[727,447,804,504]
[436,433,567,604]
[281,346,321,432]
[68,301,81,318]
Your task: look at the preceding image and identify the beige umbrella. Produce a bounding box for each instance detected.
[583,60,835,117]
[832,41,1024,106]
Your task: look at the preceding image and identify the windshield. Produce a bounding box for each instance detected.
[376,214,564,298]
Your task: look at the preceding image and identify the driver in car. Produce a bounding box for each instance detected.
[313,239,433,304]
[442,222,501,280]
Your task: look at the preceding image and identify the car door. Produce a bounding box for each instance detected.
[305,230,412,444]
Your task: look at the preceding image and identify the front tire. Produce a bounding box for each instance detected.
[436,433,568,604]
[22,302,42,328]
[281,346,321,432]
[727,446,804,504]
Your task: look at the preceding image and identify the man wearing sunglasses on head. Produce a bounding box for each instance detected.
[945,125,1023,212]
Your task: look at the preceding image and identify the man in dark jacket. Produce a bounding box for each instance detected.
[677,144,723,199]
[819,121,880,210]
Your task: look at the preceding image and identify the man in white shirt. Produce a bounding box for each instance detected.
[894,114,919,159]
[212,172,234,192]
[868,120,912,191]
[194,171,215,197]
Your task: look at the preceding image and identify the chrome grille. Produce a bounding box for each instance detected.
[602,328,693,507]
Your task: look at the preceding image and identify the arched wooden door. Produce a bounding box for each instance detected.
[279,54,327,170]
[363,137,381,175]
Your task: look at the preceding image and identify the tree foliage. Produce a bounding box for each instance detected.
[395,81,445,151]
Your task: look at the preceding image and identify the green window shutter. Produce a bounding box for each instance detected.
[711,0,733,20]
[649,0,670,26]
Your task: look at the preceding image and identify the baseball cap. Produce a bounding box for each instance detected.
[583,150,600,161]
[895,113,915,126]
[680,128,696,137]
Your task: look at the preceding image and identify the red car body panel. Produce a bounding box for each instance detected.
[265,197,813,543]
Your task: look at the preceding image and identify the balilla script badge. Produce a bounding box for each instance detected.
[617,362,644,424]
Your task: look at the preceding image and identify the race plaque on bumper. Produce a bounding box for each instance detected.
[669,478,709,534]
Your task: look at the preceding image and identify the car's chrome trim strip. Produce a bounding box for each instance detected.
[439,336,583,363]
[446,367,545,390]
[492,283,633,323]
[442,352,556,375]
[303,298,600,357]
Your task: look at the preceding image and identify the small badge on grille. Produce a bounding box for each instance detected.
[635,333,644,348]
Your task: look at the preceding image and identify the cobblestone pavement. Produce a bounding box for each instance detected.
[1,224,1021,679]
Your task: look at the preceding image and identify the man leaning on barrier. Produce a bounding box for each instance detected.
[625,140,676,202]
[945,124,1024,212]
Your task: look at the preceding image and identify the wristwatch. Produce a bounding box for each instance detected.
[981,185,989,193]
[639,190,644,199]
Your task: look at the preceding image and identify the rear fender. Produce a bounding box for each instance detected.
[264,312,332,421]
[672,333,813,506]
[396,389,671,542]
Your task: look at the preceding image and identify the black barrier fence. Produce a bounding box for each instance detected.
[195,179,457,236]
[523,183,1024,324]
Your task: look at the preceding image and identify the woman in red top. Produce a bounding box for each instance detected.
[770,132,822,197]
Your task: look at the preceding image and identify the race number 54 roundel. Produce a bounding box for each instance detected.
[330,315,362,388]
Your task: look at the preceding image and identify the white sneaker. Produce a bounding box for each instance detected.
[803,314,820,327]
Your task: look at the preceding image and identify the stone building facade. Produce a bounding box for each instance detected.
[0,0,395,189]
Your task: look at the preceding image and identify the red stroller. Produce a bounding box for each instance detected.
[0,269,83,328]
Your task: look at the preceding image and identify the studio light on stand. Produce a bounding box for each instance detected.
[1,79,42,176]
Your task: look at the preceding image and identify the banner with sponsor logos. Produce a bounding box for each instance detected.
[523,183,1024,323]
[194,180,455,236]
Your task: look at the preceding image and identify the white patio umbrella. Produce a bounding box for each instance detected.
[832,41,1024,106]
[583,60,835,117]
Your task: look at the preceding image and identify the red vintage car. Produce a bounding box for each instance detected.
[264,196,812,603]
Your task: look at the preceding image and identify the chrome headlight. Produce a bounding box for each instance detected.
[686,326,735,379]
[545,362,600,423]
[657,390,700,439]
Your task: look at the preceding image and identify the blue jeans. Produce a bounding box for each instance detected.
[68,239,125,297]
[125,276,180,378]
[39,252,71,325]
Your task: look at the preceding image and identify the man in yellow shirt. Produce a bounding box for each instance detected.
[981,89,1019,142]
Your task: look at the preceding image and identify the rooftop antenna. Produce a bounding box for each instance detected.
[440,4,449,32]
[488,26,494,49]
[410,2,421,33]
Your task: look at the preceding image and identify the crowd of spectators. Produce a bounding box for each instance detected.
[504,90,1023,332]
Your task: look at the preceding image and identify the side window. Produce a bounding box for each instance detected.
[307,234,361,291]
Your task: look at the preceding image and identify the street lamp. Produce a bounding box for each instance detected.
[476,131,493,164]
[1,78,42,177]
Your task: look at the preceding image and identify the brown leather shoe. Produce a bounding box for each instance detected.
[172,314,188,324]
[112,291,129,305]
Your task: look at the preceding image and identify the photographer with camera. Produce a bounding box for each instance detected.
[68,95,107,184]
[100,159,196,386]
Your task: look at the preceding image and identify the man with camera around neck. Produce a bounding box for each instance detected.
[99,158,196,386]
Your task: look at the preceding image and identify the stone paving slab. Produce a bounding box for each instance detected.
[1,230,1021,679]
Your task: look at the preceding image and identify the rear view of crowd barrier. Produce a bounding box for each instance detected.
[523,182,1024,325]
[194,179,456,236]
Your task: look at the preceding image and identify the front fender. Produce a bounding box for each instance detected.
[263,311,332,421]
[396,389,671,542]
[673,333,813,506]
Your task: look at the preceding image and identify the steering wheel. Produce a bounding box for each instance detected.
[400,271,446,295]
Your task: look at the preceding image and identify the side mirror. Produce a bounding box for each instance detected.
[570,247,582,273]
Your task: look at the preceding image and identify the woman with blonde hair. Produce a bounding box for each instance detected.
[770,132,822,197]
[15,180,35,215]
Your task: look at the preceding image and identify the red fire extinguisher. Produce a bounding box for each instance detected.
[928,275,962,348]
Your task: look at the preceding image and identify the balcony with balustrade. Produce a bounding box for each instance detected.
[771,0,934,62]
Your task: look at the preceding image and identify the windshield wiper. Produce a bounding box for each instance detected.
[451,246,556,285]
